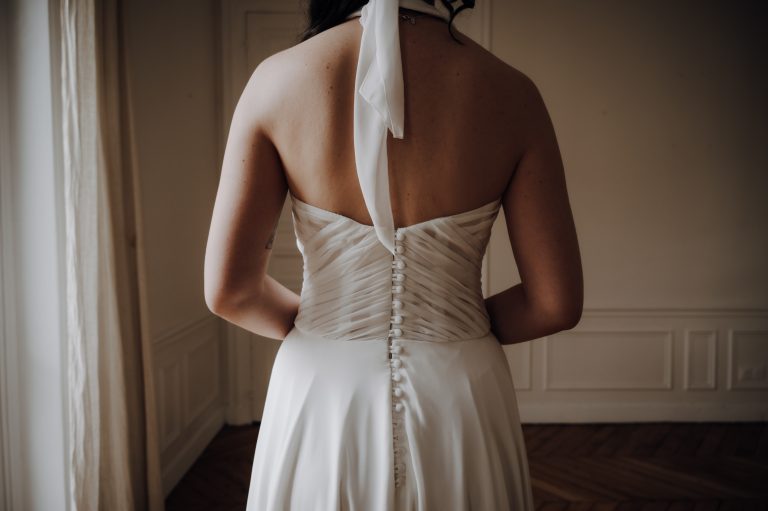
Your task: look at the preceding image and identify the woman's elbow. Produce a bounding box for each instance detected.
[205,267,267,318]
[204,285,231,317]
[553,304,582,331]
[204,278,249,318]
[537,291,583,332]
[550,289,584,331]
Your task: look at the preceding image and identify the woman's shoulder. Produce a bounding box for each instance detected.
[233,30,352,132]
[239,20,543,139]
[242,22,358,100]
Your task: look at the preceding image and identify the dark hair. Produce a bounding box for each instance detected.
[299,0,475,44]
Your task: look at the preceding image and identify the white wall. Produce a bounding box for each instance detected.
[122,0,227,496]
[0,0,70,508]
[487,1,768,421]
[224,0,768,424]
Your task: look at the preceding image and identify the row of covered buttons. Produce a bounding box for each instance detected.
[391,229,406,486]
[390,229,406,339]
[391,232,406,331]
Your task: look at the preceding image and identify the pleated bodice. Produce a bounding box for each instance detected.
[290,195,502,343]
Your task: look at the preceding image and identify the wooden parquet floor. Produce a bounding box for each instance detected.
[166,422,768,511]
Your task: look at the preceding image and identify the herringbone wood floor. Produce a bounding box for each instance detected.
[166,422,768,511]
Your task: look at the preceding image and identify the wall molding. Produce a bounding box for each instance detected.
[727,329,768,390]
[184,334,222,424]
[161,406,225,497]
[684,329,717,390]
[504,340,532,391]
[224,322,255,425]
[153,315,225,492]
[543,329,674,391]
[513,308,768,422]
[152,314,219,349]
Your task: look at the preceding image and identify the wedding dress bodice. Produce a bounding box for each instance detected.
[291,195,502,343]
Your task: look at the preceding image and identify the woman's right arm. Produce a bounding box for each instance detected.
[485,76,583,345]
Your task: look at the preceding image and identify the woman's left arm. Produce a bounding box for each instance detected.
[203,59,300,340]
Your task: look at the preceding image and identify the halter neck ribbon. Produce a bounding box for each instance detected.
[347,0,450,254]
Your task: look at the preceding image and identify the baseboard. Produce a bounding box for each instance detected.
[519,401,768,423]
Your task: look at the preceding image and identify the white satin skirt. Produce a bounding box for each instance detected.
[245,324,534,511]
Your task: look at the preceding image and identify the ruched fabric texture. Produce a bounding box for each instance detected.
[291,194,502,343]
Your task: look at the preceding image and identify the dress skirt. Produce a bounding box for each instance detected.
[245,324,534,511]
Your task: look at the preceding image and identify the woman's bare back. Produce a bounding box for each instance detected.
[206,7,582,341]
[263,11,533,227]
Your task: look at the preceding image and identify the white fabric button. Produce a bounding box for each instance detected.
[392,358,402,368]
[391,345,403,354]
[393,273,405,282]
[395,231,405,241]
[394,402,404,412]
[392,299,402,309]
[395,245,404,254]
[392,315,403,324]
[392,285,403,294]
[395,260,405,269]
[392,371,401,382]
[392,328,402,337]
[393,387,403,397]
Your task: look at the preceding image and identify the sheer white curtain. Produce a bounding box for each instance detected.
[59,0,163,508]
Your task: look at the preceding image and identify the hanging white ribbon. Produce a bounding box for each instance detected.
[351,0,449,254]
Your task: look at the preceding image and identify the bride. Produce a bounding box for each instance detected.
[204,0,583,509]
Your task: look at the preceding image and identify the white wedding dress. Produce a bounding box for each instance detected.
[245,0,534,509]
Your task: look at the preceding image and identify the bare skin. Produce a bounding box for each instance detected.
[204,9,583,344]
